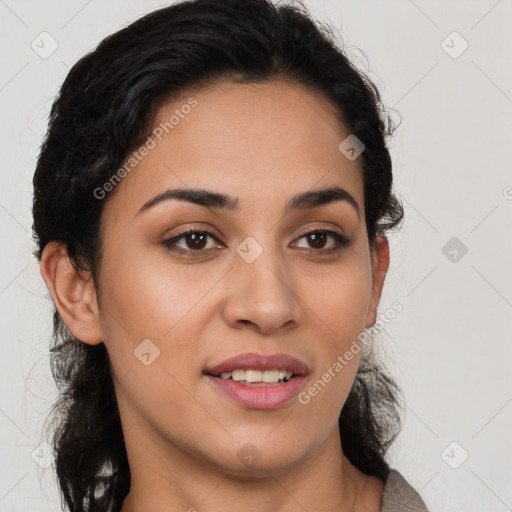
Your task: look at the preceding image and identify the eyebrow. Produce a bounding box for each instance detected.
[136,185,360,218]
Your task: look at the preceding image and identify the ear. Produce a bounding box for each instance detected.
[39,241,103,345]
[365,234,390,328]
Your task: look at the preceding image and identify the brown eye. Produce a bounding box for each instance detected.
[162,230,223,254]
[293,230,349,253]
[181,232,208,250]
[307,232,328,249]
[162,228,349,257]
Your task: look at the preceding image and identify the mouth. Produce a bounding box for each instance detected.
[213,368,296,386]
[203,352,309,410]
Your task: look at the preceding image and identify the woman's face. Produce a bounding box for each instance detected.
[94,80,389,475]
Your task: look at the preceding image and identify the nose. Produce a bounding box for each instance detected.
[222,241,303,335]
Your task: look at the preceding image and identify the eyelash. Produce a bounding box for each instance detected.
[162,228,350,256]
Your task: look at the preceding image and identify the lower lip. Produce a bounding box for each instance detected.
[205,375,307,410]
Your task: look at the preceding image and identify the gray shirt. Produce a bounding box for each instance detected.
[380,470,430,512]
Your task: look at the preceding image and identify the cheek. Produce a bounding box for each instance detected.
[98,241,216,339]
[297,248,372,417]
[95,249,213,437]
[304,254,373,339]
[95,245,218,395]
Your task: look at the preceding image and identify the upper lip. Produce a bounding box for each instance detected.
[204,352,309,376]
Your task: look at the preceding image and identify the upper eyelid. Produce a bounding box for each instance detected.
[167,227,347,246]
[171,220,347,238]
[294,225,346,239]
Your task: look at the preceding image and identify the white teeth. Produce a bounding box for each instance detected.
[231,369,245,381]
[262,369,279,383]
[245,369,263,383]
[218,369,294,383]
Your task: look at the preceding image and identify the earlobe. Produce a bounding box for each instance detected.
[39,241,103,345]
[365,234,390,328]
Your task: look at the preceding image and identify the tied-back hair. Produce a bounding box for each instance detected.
[32,0,404,510]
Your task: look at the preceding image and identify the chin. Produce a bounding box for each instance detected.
[203,435,312,478]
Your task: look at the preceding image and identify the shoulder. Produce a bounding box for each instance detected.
[379,469,430,512]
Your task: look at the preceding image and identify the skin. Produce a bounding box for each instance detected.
[40,80,390,512]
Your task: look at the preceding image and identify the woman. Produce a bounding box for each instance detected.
[32,0,430,510]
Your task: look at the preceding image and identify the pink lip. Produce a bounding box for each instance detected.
[205,375,307,410]
[203,352,309,410]
[204,352,309,376]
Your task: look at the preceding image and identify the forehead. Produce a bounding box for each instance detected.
[103,80,364,220]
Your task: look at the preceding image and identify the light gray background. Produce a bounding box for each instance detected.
[1,1,511,511]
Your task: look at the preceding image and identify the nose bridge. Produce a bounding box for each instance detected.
[237,232,292,300]
[224,231,302,332]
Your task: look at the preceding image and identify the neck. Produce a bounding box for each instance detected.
[119,426,383,512]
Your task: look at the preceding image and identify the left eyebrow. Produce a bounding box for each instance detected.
[285,186,360,219]
[136,185,360,219]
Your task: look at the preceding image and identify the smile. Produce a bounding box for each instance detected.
[204,352,309,409]
[217,368,294,384]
